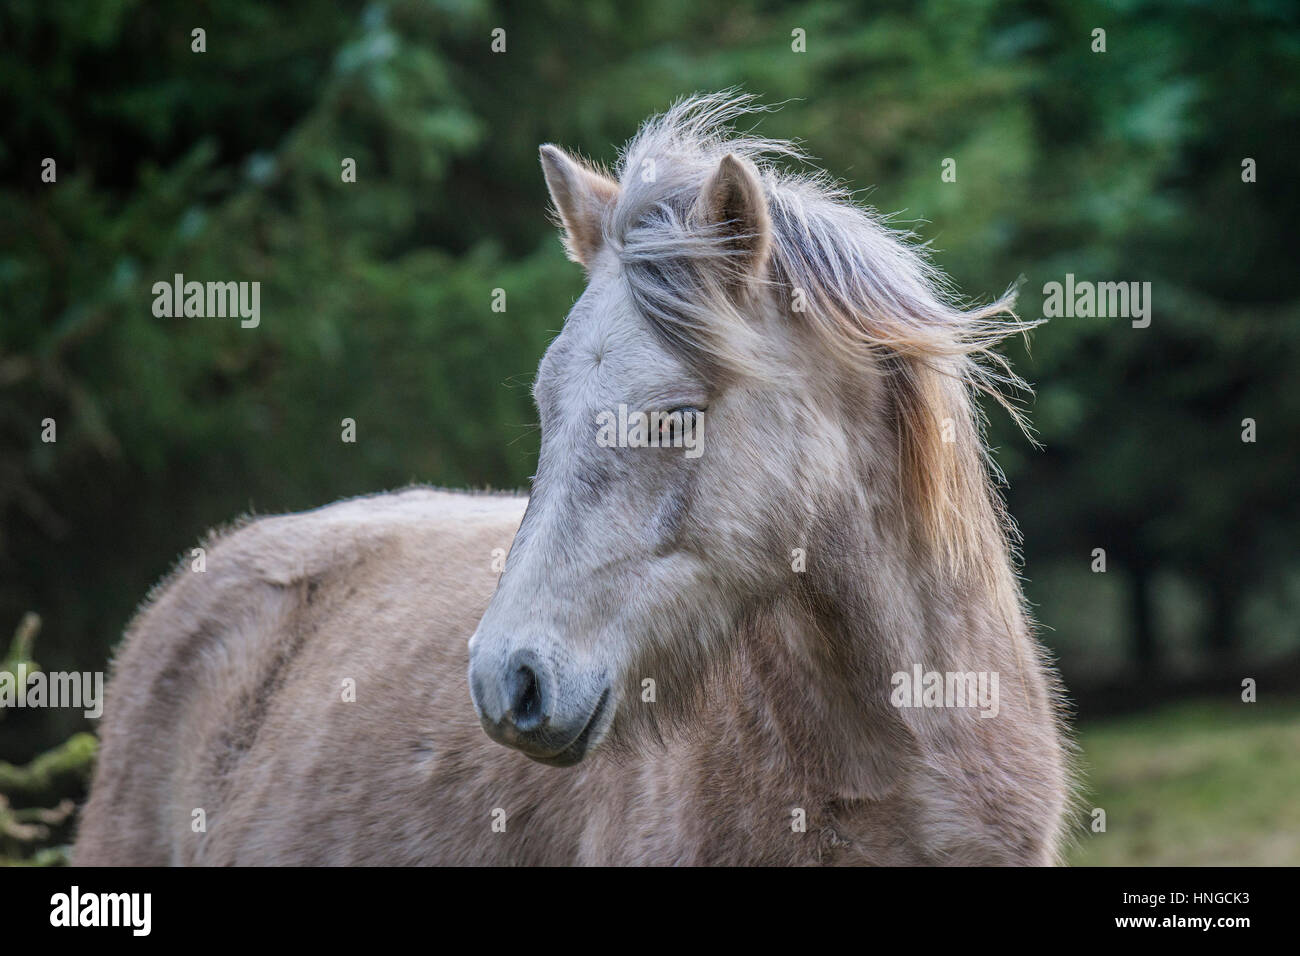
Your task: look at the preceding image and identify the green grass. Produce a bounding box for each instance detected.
[1068,698,1300,866]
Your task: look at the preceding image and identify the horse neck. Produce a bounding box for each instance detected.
[730,478,1029,802]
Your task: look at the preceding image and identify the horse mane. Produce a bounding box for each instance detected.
[593,91,1039,580]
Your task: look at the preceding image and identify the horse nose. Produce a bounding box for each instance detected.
[468,642,612,765]
[505,650,550,733]
[470,648,555,739]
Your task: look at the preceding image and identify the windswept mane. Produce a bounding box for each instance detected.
[594,91,1038,578]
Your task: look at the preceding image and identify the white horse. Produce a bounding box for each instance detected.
[76,94,1070,865]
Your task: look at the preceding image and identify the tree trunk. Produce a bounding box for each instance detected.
[1206,575,1239,665]
[1130,563,1158,679]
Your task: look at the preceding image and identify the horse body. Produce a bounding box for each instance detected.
[75,487,1062,866]
[76,94,1070,865]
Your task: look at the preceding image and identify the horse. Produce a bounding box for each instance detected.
[75,93,1070,865]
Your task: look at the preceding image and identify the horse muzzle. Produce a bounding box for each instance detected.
[468,643,613,767]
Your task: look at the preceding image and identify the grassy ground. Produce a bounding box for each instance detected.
[1067,698,1300,866]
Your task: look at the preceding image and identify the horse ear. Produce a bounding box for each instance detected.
[539,145,619,268]
[696,153,771,282]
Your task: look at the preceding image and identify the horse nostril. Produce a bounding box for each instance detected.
[507,659,547,732]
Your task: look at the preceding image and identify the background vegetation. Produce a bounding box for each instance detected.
[2,0,1297,864]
